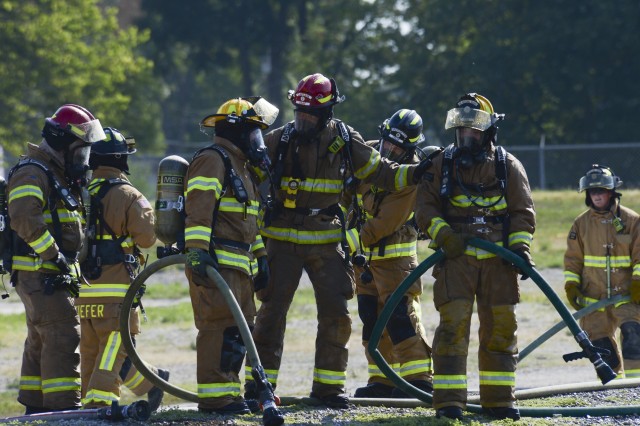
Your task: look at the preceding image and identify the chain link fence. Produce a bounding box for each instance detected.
[2,141,640,201]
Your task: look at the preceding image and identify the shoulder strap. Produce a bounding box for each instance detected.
[89,178,131,242]
[272,122,295,189]
[495,145,508,193]
[439,144,456,199]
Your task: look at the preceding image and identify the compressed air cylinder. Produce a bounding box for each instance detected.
[0,175,6,259]
[155,155,189,246]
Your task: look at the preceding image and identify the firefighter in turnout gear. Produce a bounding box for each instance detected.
[184,97,278,415]
[414,93,535,421]
[78,128,170,411]
[7,104,105,413]
[564,165,640,379]
[345,109,435,399]
[246,74,430,409]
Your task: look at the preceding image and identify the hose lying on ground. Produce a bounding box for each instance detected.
[367,239,640,418]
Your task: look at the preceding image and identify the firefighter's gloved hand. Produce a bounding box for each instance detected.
[630,279,640,304]
[437,228,469,259]
[253,256,270,292]
[564,282,584,311]
[185,248,218,277]
[133,284,146,308]
[52,252,72,274]
[511,247,535,280]
[412,158,433,184]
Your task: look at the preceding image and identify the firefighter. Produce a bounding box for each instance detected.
[564,165,640,379]
[183,97,278,414]
[346,109,435,398]
[414,93,535,420]
[78,128,170,411]
[245,73,432,409]
[6,104,105,413]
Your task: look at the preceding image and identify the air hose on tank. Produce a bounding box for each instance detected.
[366,238,640,417]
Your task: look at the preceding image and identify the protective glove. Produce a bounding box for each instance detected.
[511,247,535,280]
[133,283,146,308]
[185,248,218,277]
[630,279,640,304]
[412,158,432,184]
[564,282,584,311]
[437,228,469,259]
[52,252,72,274]
[253,256,270,292]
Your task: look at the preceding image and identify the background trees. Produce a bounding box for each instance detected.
[1,0,639,185]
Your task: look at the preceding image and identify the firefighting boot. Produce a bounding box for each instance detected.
[482,406,521,420]
[147,369,170,412]
[310,392,350,409]
[436,406,463,420]
[353,383,394,398]
[390,380,433,398]
[199,401,251,415]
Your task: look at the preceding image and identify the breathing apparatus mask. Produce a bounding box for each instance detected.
[293,107,332,142]
[65,139,92,189]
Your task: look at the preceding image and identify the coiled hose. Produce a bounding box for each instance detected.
[367,238,640,417]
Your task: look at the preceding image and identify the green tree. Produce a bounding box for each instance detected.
[0,0,163,156]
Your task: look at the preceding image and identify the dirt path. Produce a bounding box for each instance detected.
[0,268,607,397]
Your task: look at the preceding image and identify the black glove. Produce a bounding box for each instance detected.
[52,252,72,274]
[185,248,218,277]
[512,247,535,280]
[132,283,146,308]
[412,158,432,184]
[43,274,81,297]
[253,256,270,292]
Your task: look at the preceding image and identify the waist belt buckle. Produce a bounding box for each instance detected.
[124,254,137,264]
[308,208,322,216]
[471,216,486,225]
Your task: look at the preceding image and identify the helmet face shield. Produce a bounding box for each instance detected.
[455,128,484,152]
[70,118,106,143]
[445,107,494,131]
[379,139,408,163]
[250,97,279,128]
[65,139,92,186]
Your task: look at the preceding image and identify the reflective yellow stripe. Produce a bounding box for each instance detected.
[184,226,212,244]
[433,374,467,389]
[508,231,533,246]
[9,185,44,203]
[123,370,145,391]
[625,369,640,379]
[79,284,129,298]
[83,389,119,405]
[428,218,449,241]
[355,150,381,180]
[346,228,359,254]
[394,164,410,189]
[564,270,581,284]
[30,230,55,254]
[364,241,416,260]
[313,368,346,385]
[584,255,631,268]
[450,194,507,211]
[244,366,278,385]
[368,363,400,379]
[185,175,222,197]
[479,370,515,386]
[198,382,241,398]
[260,226,342,244]
[396,359,432,378]
[19,376,42,391]
[99,332,121,371]
[43,209,83,223]
[216,248,254,275]
[11,257,79,273]
[251,235,265,253]
[219,198,260,215]
[42,377,81,393]
[280,177,343,194]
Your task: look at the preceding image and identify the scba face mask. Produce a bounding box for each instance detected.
[245,127,271,171]
[455,127,488,168]
[65,140,92,188]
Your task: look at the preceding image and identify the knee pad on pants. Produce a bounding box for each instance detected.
[221,326,247,374]
[592,336,620,370]
[358,295,378,341]
[386,296,416,345]
[621,322,640,360]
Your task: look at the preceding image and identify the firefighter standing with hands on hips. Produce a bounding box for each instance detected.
[77,128,169,411]
[183,97,278,415]
[564,165,640,379]
[414,93,535,421]
[6,104,105,413]
[345,109,435,399]
[245,73,432,409]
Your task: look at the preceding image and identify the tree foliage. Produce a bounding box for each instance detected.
[0,0,163,156]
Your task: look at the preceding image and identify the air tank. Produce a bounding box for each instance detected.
[154,155,189,251]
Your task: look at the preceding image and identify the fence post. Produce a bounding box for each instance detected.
[538,134,546,190]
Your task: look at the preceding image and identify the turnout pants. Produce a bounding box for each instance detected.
[187,267,256,411]
[251,239,354,398]
[356,255,432,387]
[15,271,81,410]
[80,306,158,407]
[431,256,519,409]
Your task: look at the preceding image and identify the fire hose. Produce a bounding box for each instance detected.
[0,401,150,423]
[367,238,640,417]
[119,254,284,426]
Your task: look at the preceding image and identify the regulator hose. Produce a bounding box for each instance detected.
[119,254,284,426]
[368,238,640,417]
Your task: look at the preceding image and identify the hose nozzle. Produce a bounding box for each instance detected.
[563,332,617,385]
